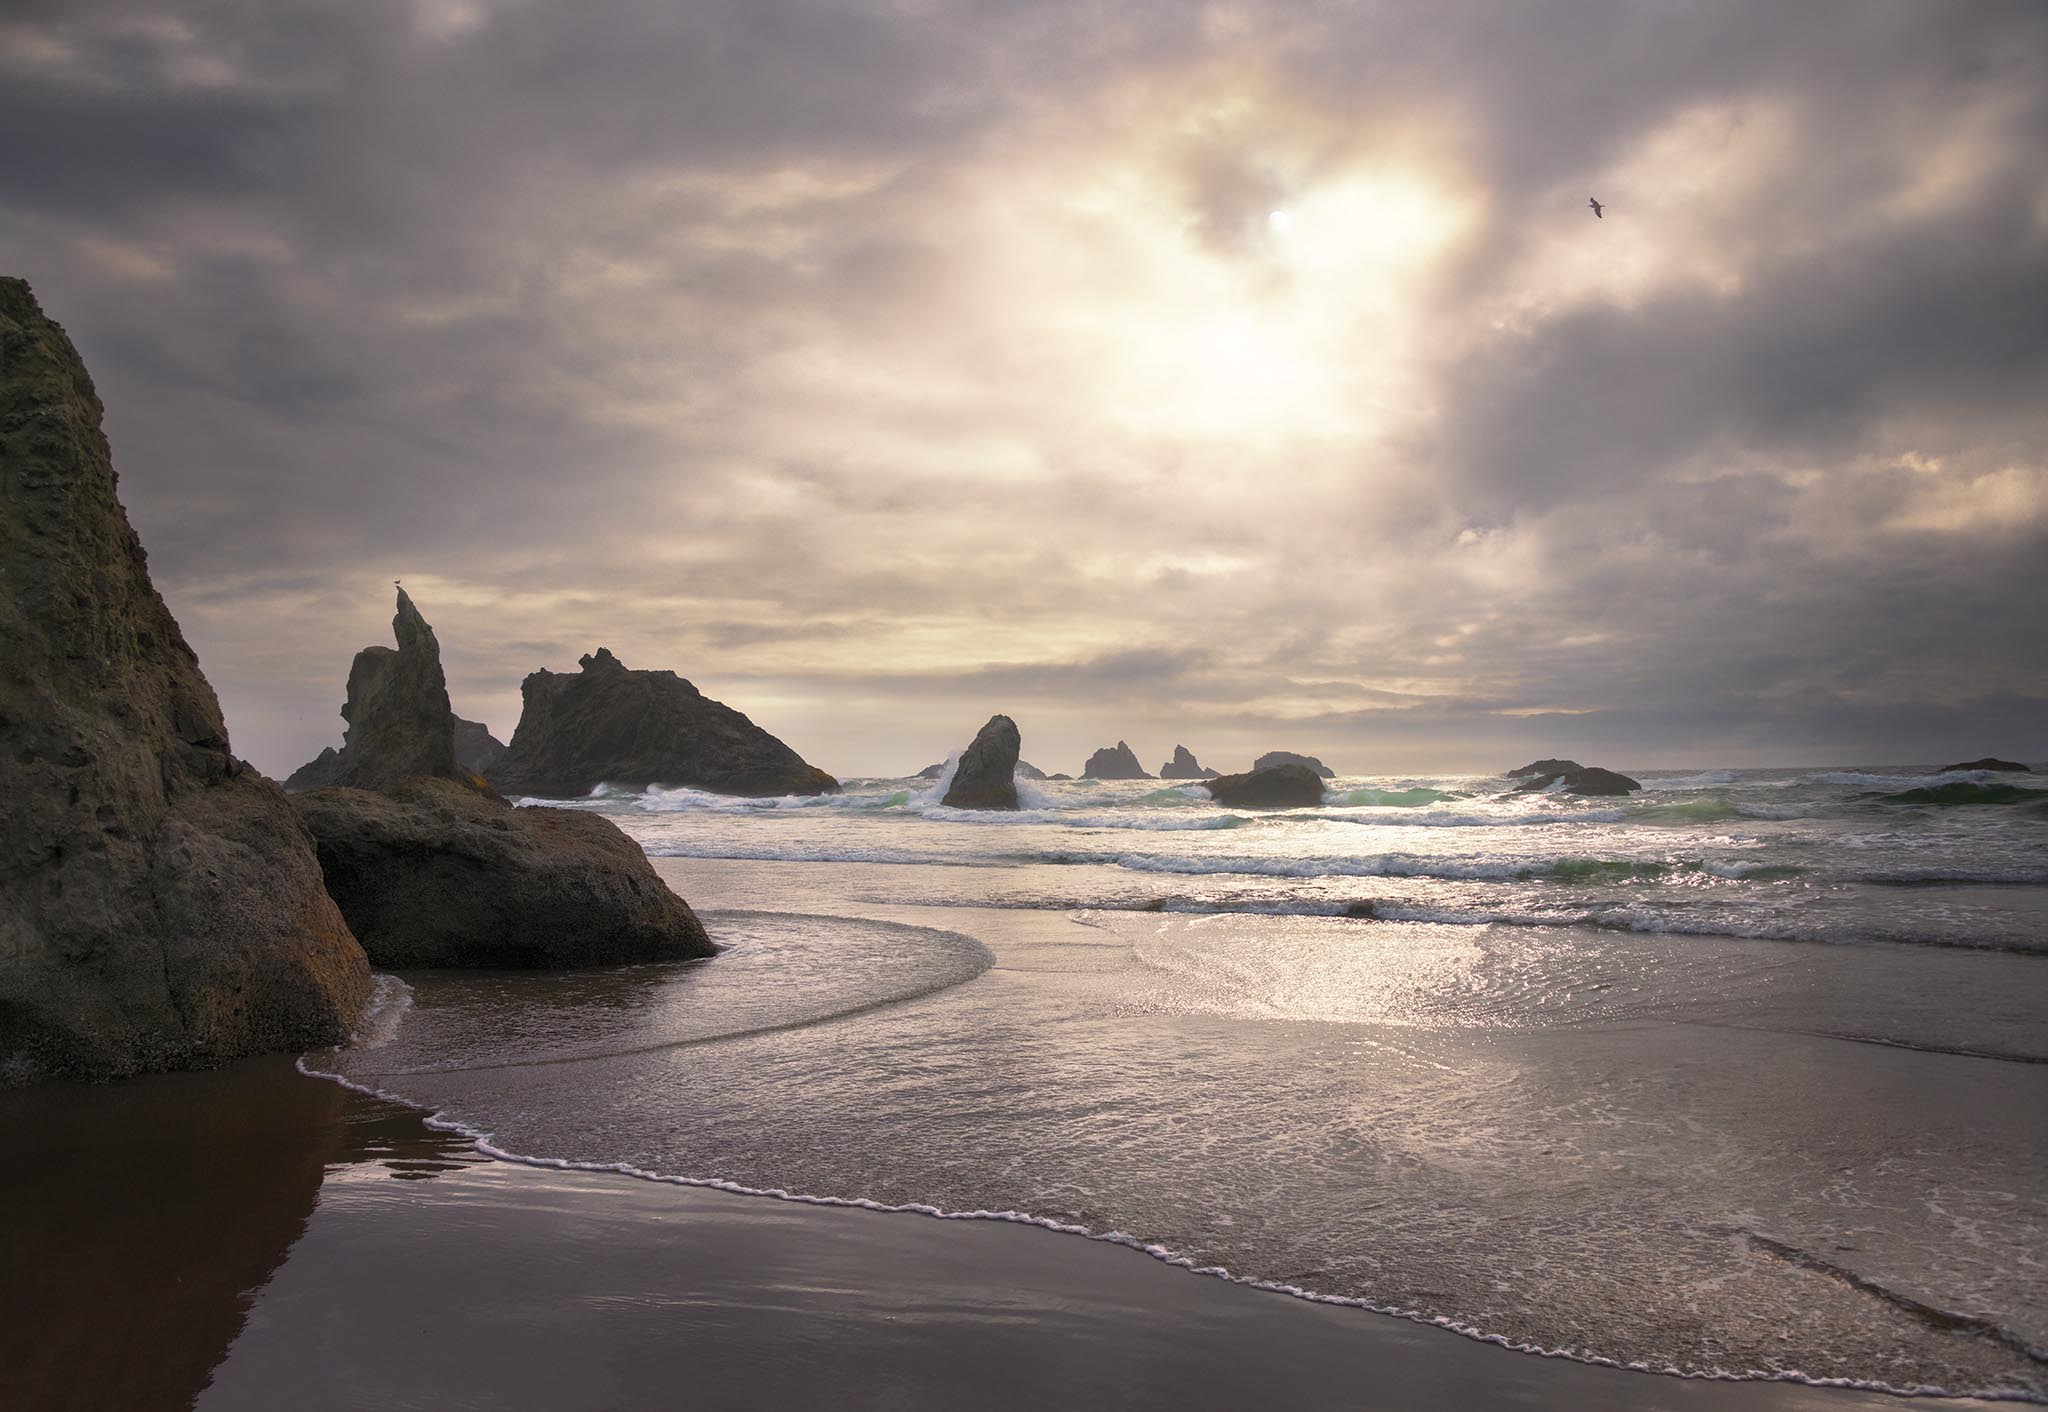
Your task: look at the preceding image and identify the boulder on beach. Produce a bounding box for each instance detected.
[486,648,837,798]
[1158,745,1219,779]
[1253,750,1335,779]
[1083,740,1151,779]
[1512,764,1641,796]
[1204,763,1328,809]
[1939,757,2031,773]
[941,715,1022,810]
[292,592,713,968]
[293,778,710,967]
[0,277,371,1083]
[1507,758,1584,778]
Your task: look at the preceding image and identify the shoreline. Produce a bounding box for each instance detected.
[1,1056,2022,1411]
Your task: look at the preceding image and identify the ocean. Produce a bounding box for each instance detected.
[315,762,2048,1401]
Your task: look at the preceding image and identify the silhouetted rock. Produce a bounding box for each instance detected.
[1083,740,1151,779]
[1507,758,1584,778]
[487,648,837,797]
[1159,745,1219,779]
[941,715,1022,810]
[1204,764,1327,808]
[0,277,370,1083]
[1254,750,1334,779]
[293,779,712,967]
[919,757,1046,780]
[327,589,464,791]
[452,716,507,774]
[1940,757,2030,773]
[283,747,347,792]
[1513,764,1641,796]
[1046,773,1073,781]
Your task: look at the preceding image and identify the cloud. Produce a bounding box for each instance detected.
[1,0,2042,776]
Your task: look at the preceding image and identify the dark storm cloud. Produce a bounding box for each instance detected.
[1,0,2042,774]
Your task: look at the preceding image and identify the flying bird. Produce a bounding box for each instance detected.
[1588,197,1604,219]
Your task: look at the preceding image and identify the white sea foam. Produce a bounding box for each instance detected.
[287,1056,1990,1403]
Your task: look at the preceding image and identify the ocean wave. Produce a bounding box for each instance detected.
[1329,786,1458,807]
[1641,770,1739,790]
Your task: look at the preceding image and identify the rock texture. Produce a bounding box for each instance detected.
[287,713,504,792]
[1512,764,1642,796]
[293,779,712,967]
[0,277,371,1083]
[1254,750,1334,779]
[1158,745,1219,779]
[487,649,838,798]
[291,595,713,968]
[1082,740,1151,779]
[941,715,1022,810]
[1507,758,1584,778]
[1940,757,2030,773]
[452,717,509,774]
[1204,764,1327,808]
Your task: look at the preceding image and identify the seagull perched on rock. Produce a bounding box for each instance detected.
[1588,196,1604,219]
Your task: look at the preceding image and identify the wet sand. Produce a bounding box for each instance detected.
[0,1058,2014,1411]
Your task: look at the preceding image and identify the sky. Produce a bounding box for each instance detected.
[3,0,2044,780]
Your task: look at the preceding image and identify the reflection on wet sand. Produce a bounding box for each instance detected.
[0,1057,481,1412]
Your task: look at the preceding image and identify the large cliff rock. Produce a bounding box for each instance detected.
[1204,763,1328,809]
[293,779,711,967]
[1253,750,1334,779]
[0,277,371,1083]
[1158,745,1219,779]
[1082,740,1151,779]
[292,596,713,967]
[941,715,1021,810]
[486,649,837,798]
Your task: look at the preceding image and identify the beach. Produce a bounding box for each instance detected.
[0,1056,2017,1412]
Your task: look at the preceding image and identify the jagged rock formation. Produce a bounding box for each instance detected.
[1204,763,1327,808]
[486,648,837,798]
[1507,758,1584,778]
[940,715,1022,810]
[286,713,503,792]
[1158,745,1219,779]
[918,757,1046,781]
[291,594,713,967]
[453,717,507,773]
[1254,750,1334,779]
[1940,757,2030,773]
[1512,764,1642,796]
[293,779,711,967]
[0,277,371,1083]
[1082,740,1151,779]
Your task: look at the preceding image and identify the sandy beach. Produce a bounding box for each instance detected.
[0,1057,2015,1412]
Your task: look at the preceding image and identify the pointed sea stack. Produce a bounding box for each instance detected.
[941,715,1022,810]
[291,593,713,967]
[1158,744,1219,779]
[486,648,837,798]
[1082,740,1151,779]
[0,277,371,1082]
[1204,763,1327,809]
[1253,750,1334,779]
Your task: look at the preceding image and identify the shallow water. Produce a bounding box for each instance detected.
[324,764,2048,1400]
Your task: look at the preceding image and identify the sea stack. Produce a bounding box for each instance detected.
[940,715,1022,810]
[1204,763,1328,809]
[1082,740,1151,779]
[1158,745,1219,779]
[0,277,371,1082]
[486,648,838,798]
[286,712,504,791]
[1511,762,1641,796]
[1253,750,1334,779]
[290,592,714,967]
